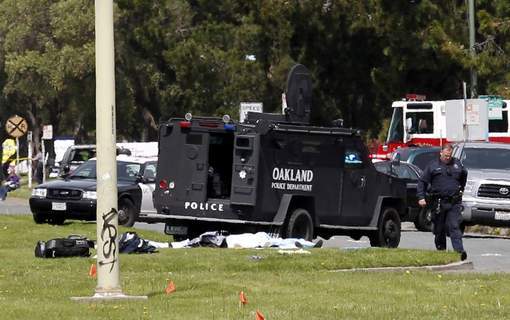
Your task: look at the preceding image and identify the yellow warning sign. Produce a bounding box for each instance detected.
[5,115,28,138]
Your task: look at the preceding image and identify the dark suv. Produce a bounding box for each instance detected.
[58,144,131,176]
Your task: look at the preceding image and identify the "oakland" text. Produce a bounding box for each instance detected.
[272,167,313,182]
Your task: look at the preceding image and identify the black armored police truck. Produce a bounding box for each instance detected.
[153,64,407,247]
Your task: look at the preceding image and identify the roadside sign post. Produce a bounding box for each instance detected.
[28,131,32,188]
[5,115,28,178]
[42,125,53,184]
[41,142,45,183]
[15,138,19,174]
[5,115,28,138]
[240,102,263,123]
[481,95,505,120]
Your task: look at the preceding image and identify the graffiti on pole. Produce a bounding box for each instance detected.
[98,208,118,272]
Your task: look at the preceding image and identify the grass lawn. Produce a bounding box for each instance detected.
[1,215,509,319]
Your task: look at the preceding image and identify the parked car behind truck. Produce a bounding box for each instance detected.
[390,146,440,171]
[374,160,432,231]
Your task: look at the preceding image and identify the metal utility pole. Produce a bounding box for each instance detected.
[94,0,121,297]
[468,0,477,98]
[72,0,146,302]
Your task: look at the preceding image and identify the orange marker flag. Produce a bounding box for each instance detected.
[165,280,176,294]
[239,291,248,305]
[88,263,97,278]
[255,310,265,320]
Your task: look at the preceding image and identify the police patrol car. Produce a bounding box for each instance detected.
[30,155,157,227]
[153,65,407,247]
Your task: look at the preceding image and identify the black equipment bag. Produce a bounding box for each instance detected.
[35,235,94,258]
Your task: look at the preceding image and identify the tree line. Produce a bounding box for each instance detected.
[0,0,509,159]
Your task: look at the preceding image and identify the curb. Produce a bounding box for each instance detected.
[463,233,510,240]
[330,260,474,273]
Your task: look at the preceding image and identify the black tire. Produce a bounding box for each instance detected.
[48,216,65,225]
[285,208,314,241]
[32,212,47,224]
[369,207,401,248]
[118,198,137,227]
[414,207,432,232]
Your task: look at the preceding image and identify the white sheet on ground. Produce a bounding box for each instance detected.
[170,232,317,249]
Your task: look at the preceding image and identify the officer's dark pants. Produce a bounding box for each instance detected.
[432,202,464,252]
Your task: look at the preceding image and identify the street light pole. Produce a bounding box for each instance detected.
[72,0,146,302]
[93,0,121,297]
[468,0,477,98]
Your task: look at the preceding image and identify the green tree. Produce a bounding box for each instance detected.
[0,0,95,151]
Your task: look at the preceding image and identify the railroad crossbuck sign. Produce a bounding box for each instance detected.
[5,115,28,138]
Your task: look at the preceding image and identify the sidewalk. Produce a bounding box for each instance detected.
[0,196,30,215]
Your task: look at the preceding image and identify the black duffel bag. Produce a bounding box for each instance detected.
[35,235,94,258]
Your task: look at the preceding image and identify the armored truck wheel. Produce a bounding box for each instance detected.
[285,208,314,241]
[414,207,432,232]
[369,207,401,248]
[118,198,137,227]
[32,212,47,224]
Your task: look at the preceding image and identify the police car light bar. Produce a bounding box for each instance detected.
[179,121,192,128]
[224,124,235,131]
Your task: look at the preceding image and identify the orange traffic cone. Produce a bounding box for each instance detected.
[165,280,176,294]
[255,310,265,320]
[88,263,97,278]
[239,291,248,305]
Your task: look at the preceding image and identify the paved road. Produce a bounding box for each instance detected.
[0,196,31,215]
[3,197,508,273]
[324,224,510,274]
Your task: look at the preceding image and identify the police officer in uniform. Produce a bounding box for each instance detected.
[417,144,468,260]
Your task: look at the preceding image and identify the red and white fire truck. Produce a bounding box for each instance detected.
[373,94,510,160]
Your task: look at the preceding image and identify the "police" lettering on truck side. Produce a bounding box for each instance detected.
[184,201,224,211]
